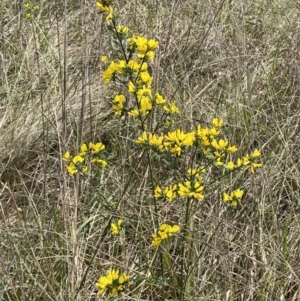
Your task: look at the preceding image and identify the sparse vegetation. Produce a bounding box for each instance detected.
[1,1,300,300]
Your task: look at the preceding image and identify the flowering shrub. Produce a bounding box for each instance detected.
[63,0,262,298]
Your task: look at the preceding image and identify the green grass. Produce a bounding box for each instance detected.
[1,0,300,300]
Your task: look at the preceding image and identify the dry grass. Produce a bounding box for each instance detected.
[1,0,300,300]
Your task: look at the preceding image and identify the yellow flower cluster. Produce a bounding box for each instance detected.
[96,1,116,23]
[127,36,159,60]
[178,181,204,200]
[136,129,195,156]
[24,2,39,19]
[112,94,125,116]
[195,118,238,165]
[63,142,107,175]
[135,118,262,174]
[95,269,130,297]
[111,219,122,235]
[224,149,262,173]
[154,176,205,202]
[102,60,150,85]
[152,223,180,247]
[96,0,112,12]
[128,84,153,117]
[116,24,129,36]
[241,149,263,174]
[154,166,206,202]
[223,189,244,207]
[97,2,181,120]
[154,184,178,202]
[149,123,262,205]
[164,129,195,156]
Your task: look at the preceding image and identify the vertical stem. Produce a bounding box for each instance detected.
[30,16,46,200]
[179,197,191,301]
[62,0,68,144]
[185,204,194,298]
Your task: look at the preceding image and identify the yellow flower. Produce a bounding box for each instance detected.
[223,192,231,203]
[111,219,122,235]
[237,158,243,167]
[151,234,162,247]
[212,117,223,128]
[96,1,112,13]
[116,25,129,34]
[152,223,180,247]
[134,36,148,53]
[116,60,126,73]
[127,36,158,60]
[91,158,107,167]
[136,131,148,144]
[154,186,162,199]
[129,109,139,117]
[141,62,148,71]
[73,155,84,164]
[227,161,235,170]
[102,60,125,83]
[195,125,210,146]
[136,86,152,99]
[163,185,177,202]
[67,162,77,175]
[79,144,88,156]
[227,145,238,153]
[144,51,155,60]
[148,134,164,151]
[138,71,153,86]
[127,60,140,72]
[169,224,180,233]
[128,81,135,93]
[215,158,224,166]
[249,162,263,174]
[211,139,228,150]
[81,166,88,174]
[102,69,113,84]
[223,189,244,207]
[89,142,105,154]
[242,152,263,174]
[164,129,195,156]
[148,39,159,50]
[163,101,180,114]
[155,93,166,105]
[63,151,71,161]
[252,149,261,158]
[139,96,152,116]
[65,154,87,175]
[112,94,126,115]
[95,269,130,297]
[119,273,130,284]
[106,11,115,23]
[234,189,244,198]
[178,181,204,200]
[209,127,220,136]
